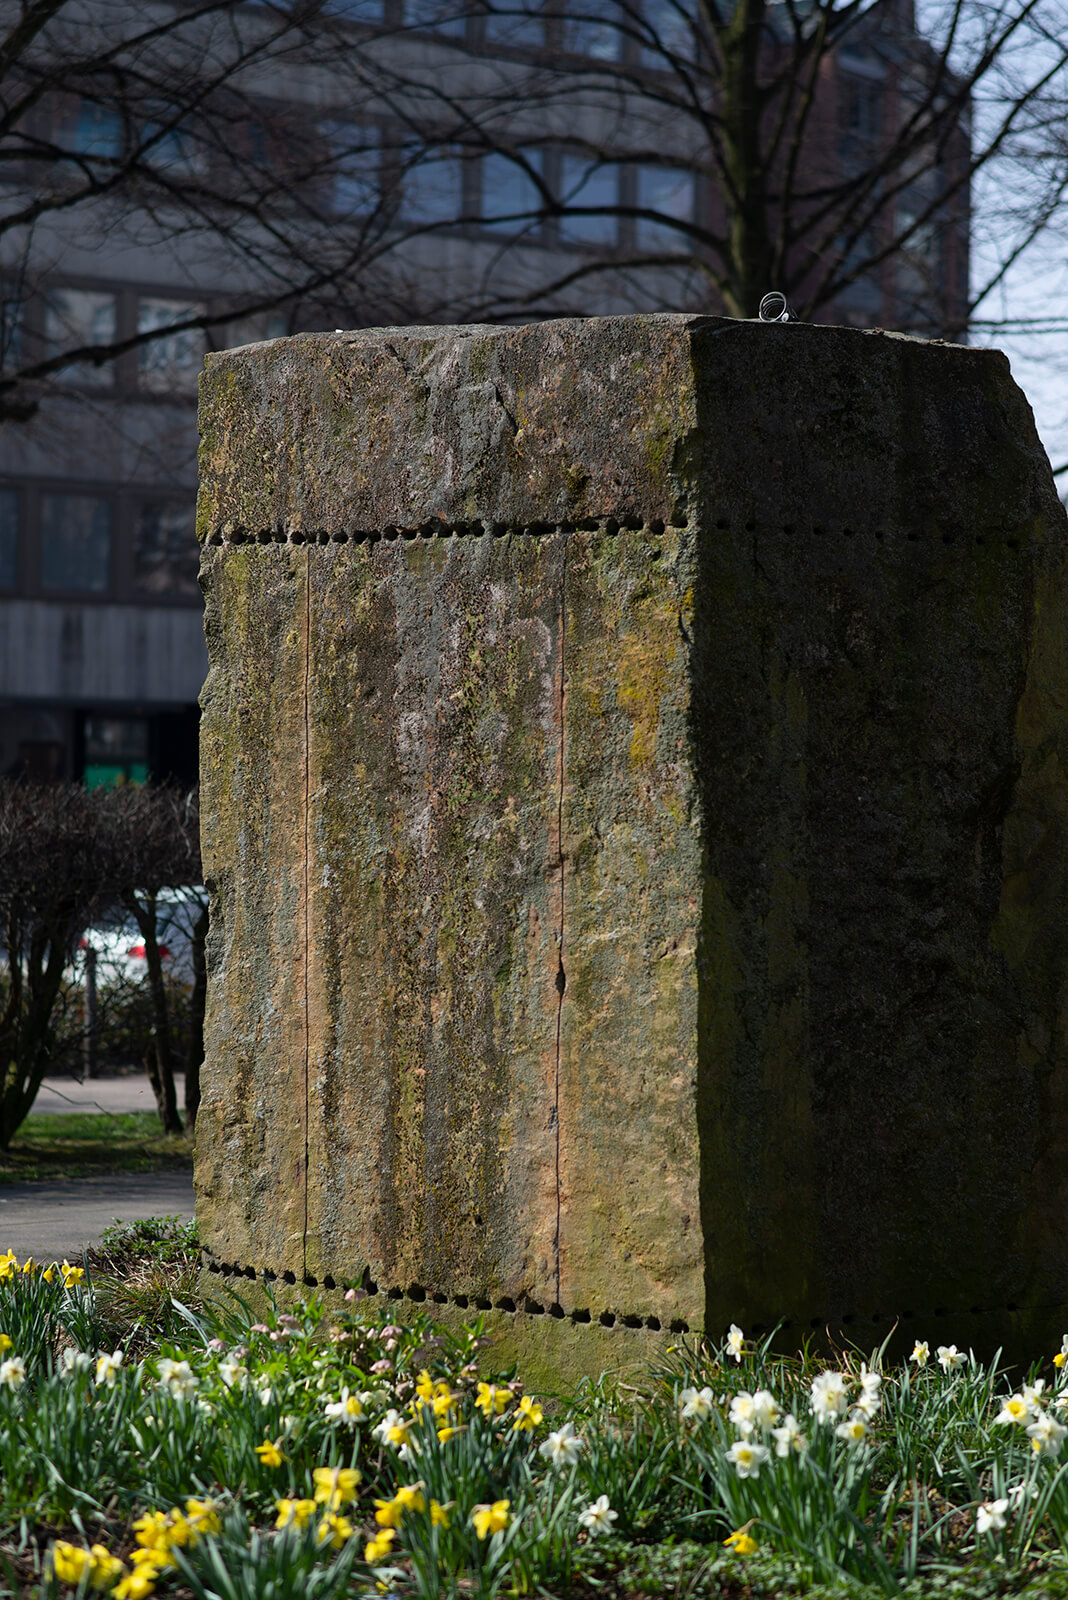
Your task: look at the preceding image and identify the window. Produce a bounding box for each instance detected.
[323,0,384,17]
[140,115,203,176]
[0,491,16,589]
[320,121,381,215]
[224,311,290,348]
[59,99,122,159]
[639,0,697,66]
[45,288,117,388]
[559,156,619,244]
[405,0,467,36]
[635,164,694,248]
[563,0,622,60]
[134,502,199,599]
[403,146,466,223]
[137,298,206,394]
[481,0,544,48]
[84,717,149,789]
[40,494,111,594]
[481,149,543,233]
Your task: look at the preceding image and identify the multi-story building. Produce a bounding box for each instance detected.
[0,0,970,786]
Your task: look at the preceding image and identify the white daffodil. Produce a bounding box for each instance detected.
[679,1386,715,1421]
[910,1341,930,1367]
[579,1495,618,1535]
[156,1358,198,1401]
[324,1387,365,1424]
[539,1422,585,1467]
[218,1359,247,1389]
[995,1393,1033,1427]
[1023,1380,1046,1408]
[726,1324,745,1364]
[836,1413,868,1445]
[94,1350,123,1387]
[810,1371,849,1423]
[1009,1481,1039,1509]
[372,1408,407,1446]
[751,1389,780,1430]
[1026,1411,1068,1456]
[976,1498,1010,1535]
[771,1414,807,1457]
[937,1345,966,1372]
[59,1349,92,1376]
[726,1439,769,1479]
[728,1391,757,1434]
[855,1365,882,1418]
[0,1356,25,1390]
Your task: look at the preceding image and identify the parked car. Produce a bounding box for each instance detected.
[71,886,206,986]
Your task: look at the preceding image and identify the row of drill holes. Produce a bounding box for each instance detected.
[206,1262,1026,1330]
[722,517,1020,549]
[204,1259,688,1333]
[210,517,681,547]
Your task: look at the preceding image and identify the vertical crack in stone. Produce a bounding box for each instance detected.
[301,549,311,1278]
[553,535,568,1308]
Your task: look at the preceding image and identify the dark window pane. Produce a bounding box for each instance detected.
[0,491,16,588]
[560,156,619,244]
[40,494,111,593]
[134,502,199,598]
[405,0,467,33]
[481,150,543,232]
[482,0,543,47]
[563,0,622,59]
[85,717,148,763]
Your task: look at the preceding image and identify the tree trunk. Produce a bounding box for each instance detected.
[185,902,208,1129]
[127,892,183,1135]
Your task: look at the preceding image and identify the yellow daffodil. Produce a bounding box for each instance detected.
[0,1252,17,1282]
[471,1499,510,1540]
[317,1513,353,1549]
[1055,1352,1066,1369]
[61,1260,84,1288]
[437,1423,466,1442]
[374,1498,402,1529]
[52,1541,89,1585]
[112,1568,158,1600]
[256,1439,285,1468]
[0,1334,11,1354]
[42,1265,55,1283]
[513,1395,543,1432]
[87,1545,124,1588]
[724,1528,758,1556]
[312,1466,361,1509]
[365,1528,396,1564]
[20,1257,35,1276]
[274,1498,317,1530]
[132,1513,172,1553]
[185,1499,221,1539]
[431,1500,451,1528]
[415,1369,435,1403]
[475,1381,509,1418]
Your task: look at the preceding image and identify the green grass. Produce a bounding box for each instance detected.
[0,1110,192,1181]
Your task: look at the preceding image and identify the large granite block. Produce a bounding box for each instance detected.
[196,315,1068,1359]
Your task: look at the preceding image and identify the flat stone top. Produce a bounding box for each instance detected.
[197,314,1057,542]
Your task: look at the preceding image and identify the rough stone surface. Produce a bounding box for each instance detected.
[196,314,1068,1363]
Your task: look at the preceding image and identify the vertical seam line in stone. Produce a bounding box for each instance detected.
[553,533,568,1309]
[302,547,311,1279]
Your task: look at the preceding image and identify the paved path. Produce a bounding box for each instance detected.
[30,1074,185,1117]
[0,1171,195,1259]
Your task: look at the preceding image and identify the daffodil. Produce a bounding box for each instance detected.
[579,1495,618,1536]
[911,1340,929,1366]
[0,1251,17,1282]
[113,1567,159,1600]
[437,1423,466,1442]
[810,1371,849,1422]
[324,1387,365,1423]
[1027,1411,1068,1456]
[539,1421,585,1466]
[52,1541,90,1585]
[723,1528,758,1555]
[312,1465,361,1508]
[726,1439,769,1478]
[679,1385,715,1421]
[836,1413,868,1445]
[132,1512,174,1555]
[977,1498,1010,1534]
[431,1383,458,1419]
[256,1439,285,1468]
[0,1355,25,1389]
[317,1513,353,1549]
[771,1413,807,1457]
[95,1350,123,1387]
[995,1394,1033,1426]
[471,1499,510,1540]
[185,1499,220,1538]
[475,1381,510,1418]
[60,1260,84,1288]
[364,1528,396,1564]
[0,1334,11,1354]
[275,1498,317,1530]
[372,1408,410,1448]
[937,1345,966,1372]
[415,1369,435,1403]
[726,1323,745,1363]
[156,1358,197,1401]
[431,1500,451,1528]
[513,1395,543,1431]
